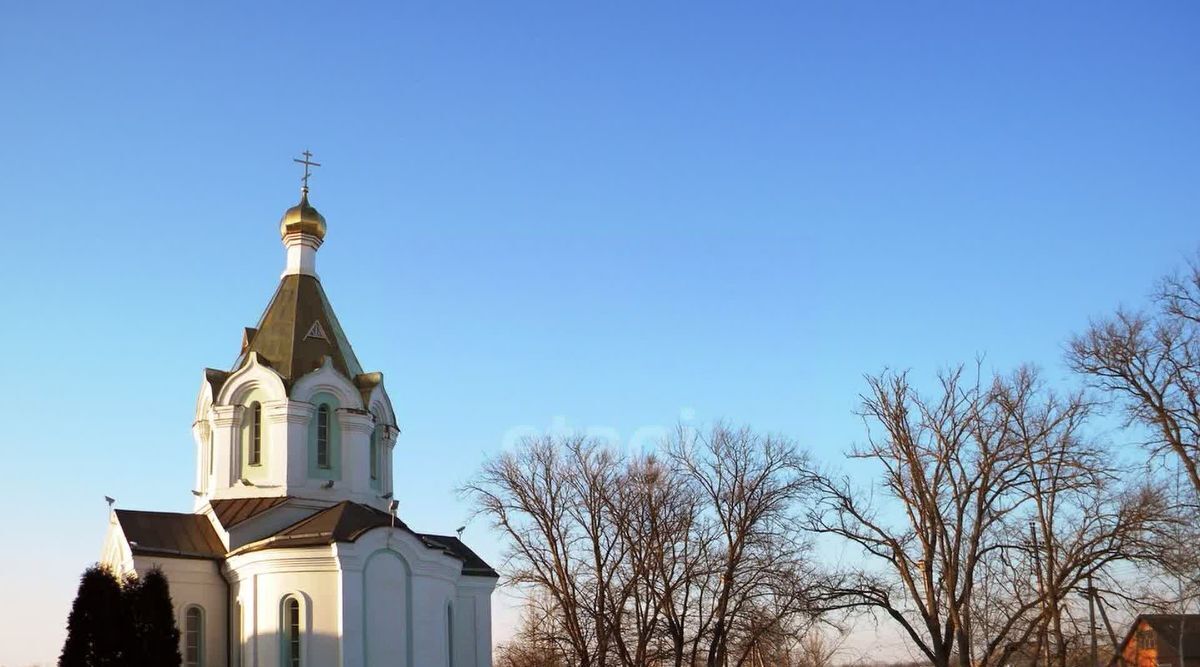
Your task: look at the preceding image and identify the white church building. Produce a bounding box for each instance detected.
[100,169,497,667]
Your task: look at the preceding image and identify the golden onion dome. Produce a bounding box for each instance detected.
[279,189,327,240]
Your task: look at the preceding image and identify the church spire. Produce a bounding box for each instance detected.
[279,151,327,277]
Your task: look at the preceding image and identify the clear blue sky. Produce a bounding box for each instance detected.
[2,2,1199,664]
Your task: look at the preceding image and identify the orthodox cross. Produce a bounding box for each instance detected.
[293,150,321,190]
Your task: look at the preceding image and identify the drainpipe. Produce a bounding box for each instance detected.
[218,561,233,667]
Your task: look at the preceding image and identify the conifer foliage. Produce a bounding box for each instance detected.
[59,566,128,667]
[126,568,183,666]
[59,565,182,667]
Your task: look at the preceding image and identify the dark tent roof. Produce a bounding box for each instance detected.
[237,501,498,577]
[419,534,499,578]
[250,501,411,549]
[115,502,497,577]
[235,274,363,384]
[210,496,289,529]
[116,510,226,560]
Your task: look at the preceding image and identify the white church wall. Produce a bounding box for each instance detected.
[412,571,457,667]
[199,357,401,508]
[100,514,135,575]
[456,578,496,667]
[333,527,492,667]
[226,547,342,667]
[336,409,375,503]
[452,593,476,667]
[131,556,227,667]
[278,401,314,490]
[363,549,411,665]
[205,354,291,503]
[366,386,398,510]
[209,404,244,495]
[288,359,387,505]
[193,378,217,511]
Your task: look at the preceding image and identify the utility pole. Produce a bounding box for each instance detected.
[1088,576,1099,667]
[1176,531,1185,667]
[1175,465,1187,667]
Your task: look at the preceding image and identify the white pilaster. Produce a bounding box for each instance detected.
[211,405,245,492]
[411,573,456,667]
[271,400,313,492]
[192,418,211,501]
[260,399,293,489]
[338,409,376,500]
[461,581,496,667]
[379,425,399,508]
[337,552,366,667]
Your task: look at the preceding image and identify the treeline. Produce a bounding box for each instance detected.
[469,258,1200,667]
[468,426,826,667]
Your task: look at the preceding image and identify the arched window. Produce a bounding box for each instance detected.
[183,605,204,667]
[316,404,330,469]
[369,429,378,481]
[282,596,301,667]
[249,402,263,466]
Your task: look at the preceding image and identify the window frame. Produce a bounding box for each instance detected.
[1138,630,1157,651]
[369,428,379,481]
[282,596,302,667]
[249,401,263,466]
[316,404,330,469]
[183,604,204,667]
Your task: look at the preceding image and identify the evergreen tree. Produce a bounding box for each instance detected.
[60,565,184,667]
[125,568,182,667]
[58,565,130,667]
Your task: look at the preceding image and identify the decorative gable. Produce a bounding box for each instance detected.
[305,320,328,342]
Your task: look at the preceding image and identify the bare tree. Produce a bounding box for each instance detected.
[494,642,565,667]
[1068,256,1200,499]
[792,626,847,667]
[806,365,1165,667]
[633,454,722,667]
[496,600,568,667]
[465,426,829,667]
[718,622,844,667]
[806,366,1034,667]
[667,424,821,667]
[463,436,613,666]
[606,453,709,666]
[563,438,629,666]
[995,369,1168,667]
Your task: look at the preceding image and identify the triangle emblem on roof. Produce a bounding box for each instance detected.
[304,320,328,342]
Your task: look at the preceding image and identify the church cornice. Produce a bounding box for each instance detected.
[222,549,341,582]
[210,404,245,427]
[265,399,313,425]
[337,409,375,435]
